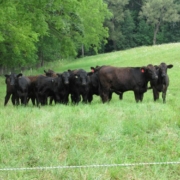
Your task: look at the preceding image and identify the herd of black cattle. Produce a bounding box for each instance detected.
[4,62,173,106]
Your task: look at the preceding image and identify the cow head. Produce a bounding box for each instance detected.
[88,67,100,88]
[141,64,158,80]
[76,69,88,86]
[4,73,17,85]
[68,69,89,86]
[58,71,70,85]
[44,69,57,77]
[158,62,173,78]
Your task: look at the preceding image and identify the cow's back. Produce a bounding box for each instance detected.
[99,66,144,91]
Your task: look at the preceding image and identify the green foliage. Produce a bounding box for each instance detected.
[135,20,154,45]
[139,0,180,44]
[0,0,111,68]
[117,10,136,49]
[140,0,180,24]
[0,0,180,69]
[0,1,40,67]
[104,0,129,50]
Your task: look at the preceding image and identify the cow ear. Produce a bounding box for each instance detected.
[140,67,146,73]
[17,73,23,78]
[5,74,9,78]
[57,73,61,77]
[44,70,47,73]
[91,67,95,73]
[167,64,173,69]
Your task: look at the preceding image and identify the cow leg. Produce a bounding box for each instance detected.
[162,92,166,103]
[11,95,16,105]
[87,94,93,103]
[71,94,75,104]
[71,94,80,104]
[30,96,36,106]
[61,93,69,104]
[14,95,20,106]
[162,88,167,103]
[102,95,109,103]
[82,93,88,103]
[35,92,41,107]
[43,95,48,105]
[119,92,123,100]
[55,94,61,104]
[4,93,11,106]
[139,93,144,102]
[153,88,159,101]
[49,96,54,105]
[100,88,109,103]
[21,97,25,106]
[64,95,69,104]
[108,92,113,101]
[23,95,28,106]
[134,91,140,103]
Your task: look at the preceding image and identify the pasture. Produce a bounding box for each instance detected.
[0,43,180,179]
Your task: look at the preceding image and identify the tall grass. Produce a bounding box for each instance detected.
[0,43,180,179]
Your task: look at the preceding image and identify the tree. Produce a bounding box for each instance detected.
[76,0,111,57]
[0,0,111,69]
[118,10,136,49]
[104,0,129,50]
[0,1,41,68]
[139,0,180,45]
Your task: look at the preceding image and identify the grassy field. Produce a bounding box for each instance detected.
[0,43,180,180]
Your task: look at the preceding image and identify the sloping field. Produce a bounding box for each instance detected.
[0,43,180,179]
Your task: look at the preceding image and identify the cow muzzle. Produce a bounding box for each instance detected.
[161,74,166,77]
[152,75,158,80]
[64,81,69,85]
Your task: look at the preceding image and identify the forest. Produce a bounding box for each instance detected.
[0,0,180,72]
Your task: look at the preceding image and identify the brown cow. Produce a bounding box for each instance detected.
[97,64,158,103]
[44,69,57,77]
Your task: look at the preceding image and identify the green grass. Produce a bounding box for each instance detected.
[0,43,180,179]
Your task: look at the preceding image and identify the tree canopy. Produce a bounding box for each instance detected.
[139,0,180,45]
[0,0,180,70]
[0,0,111,68]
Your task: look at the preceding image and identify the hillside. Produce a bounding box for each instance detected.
[0,43,180,180]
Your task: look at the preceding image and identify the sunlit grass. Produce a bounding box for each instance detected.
[0,43,180,179]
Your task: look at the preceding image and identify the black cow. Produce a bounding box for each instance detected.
[15,74,31,106]
[4,73,18,106]
[68,69,90,104]
[35,75,61,106]
[87,66,101,103]
[96,64,158,103]
[59,71,70,104]
[49,71,70,105]
[87,66,123,102]
[26,75,42,106]
[149,62,173,103]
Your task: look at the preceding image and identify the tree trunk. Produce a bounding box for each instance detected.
[0,65,3,75]
[153,22,161,45]
[81,44,84,57]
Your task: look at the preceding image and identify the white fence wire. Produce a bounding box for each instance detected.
[0,161,180,171]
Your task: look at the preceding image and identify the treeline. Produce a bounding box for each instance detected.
[104,0,180,52]
[0,0,180,72]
